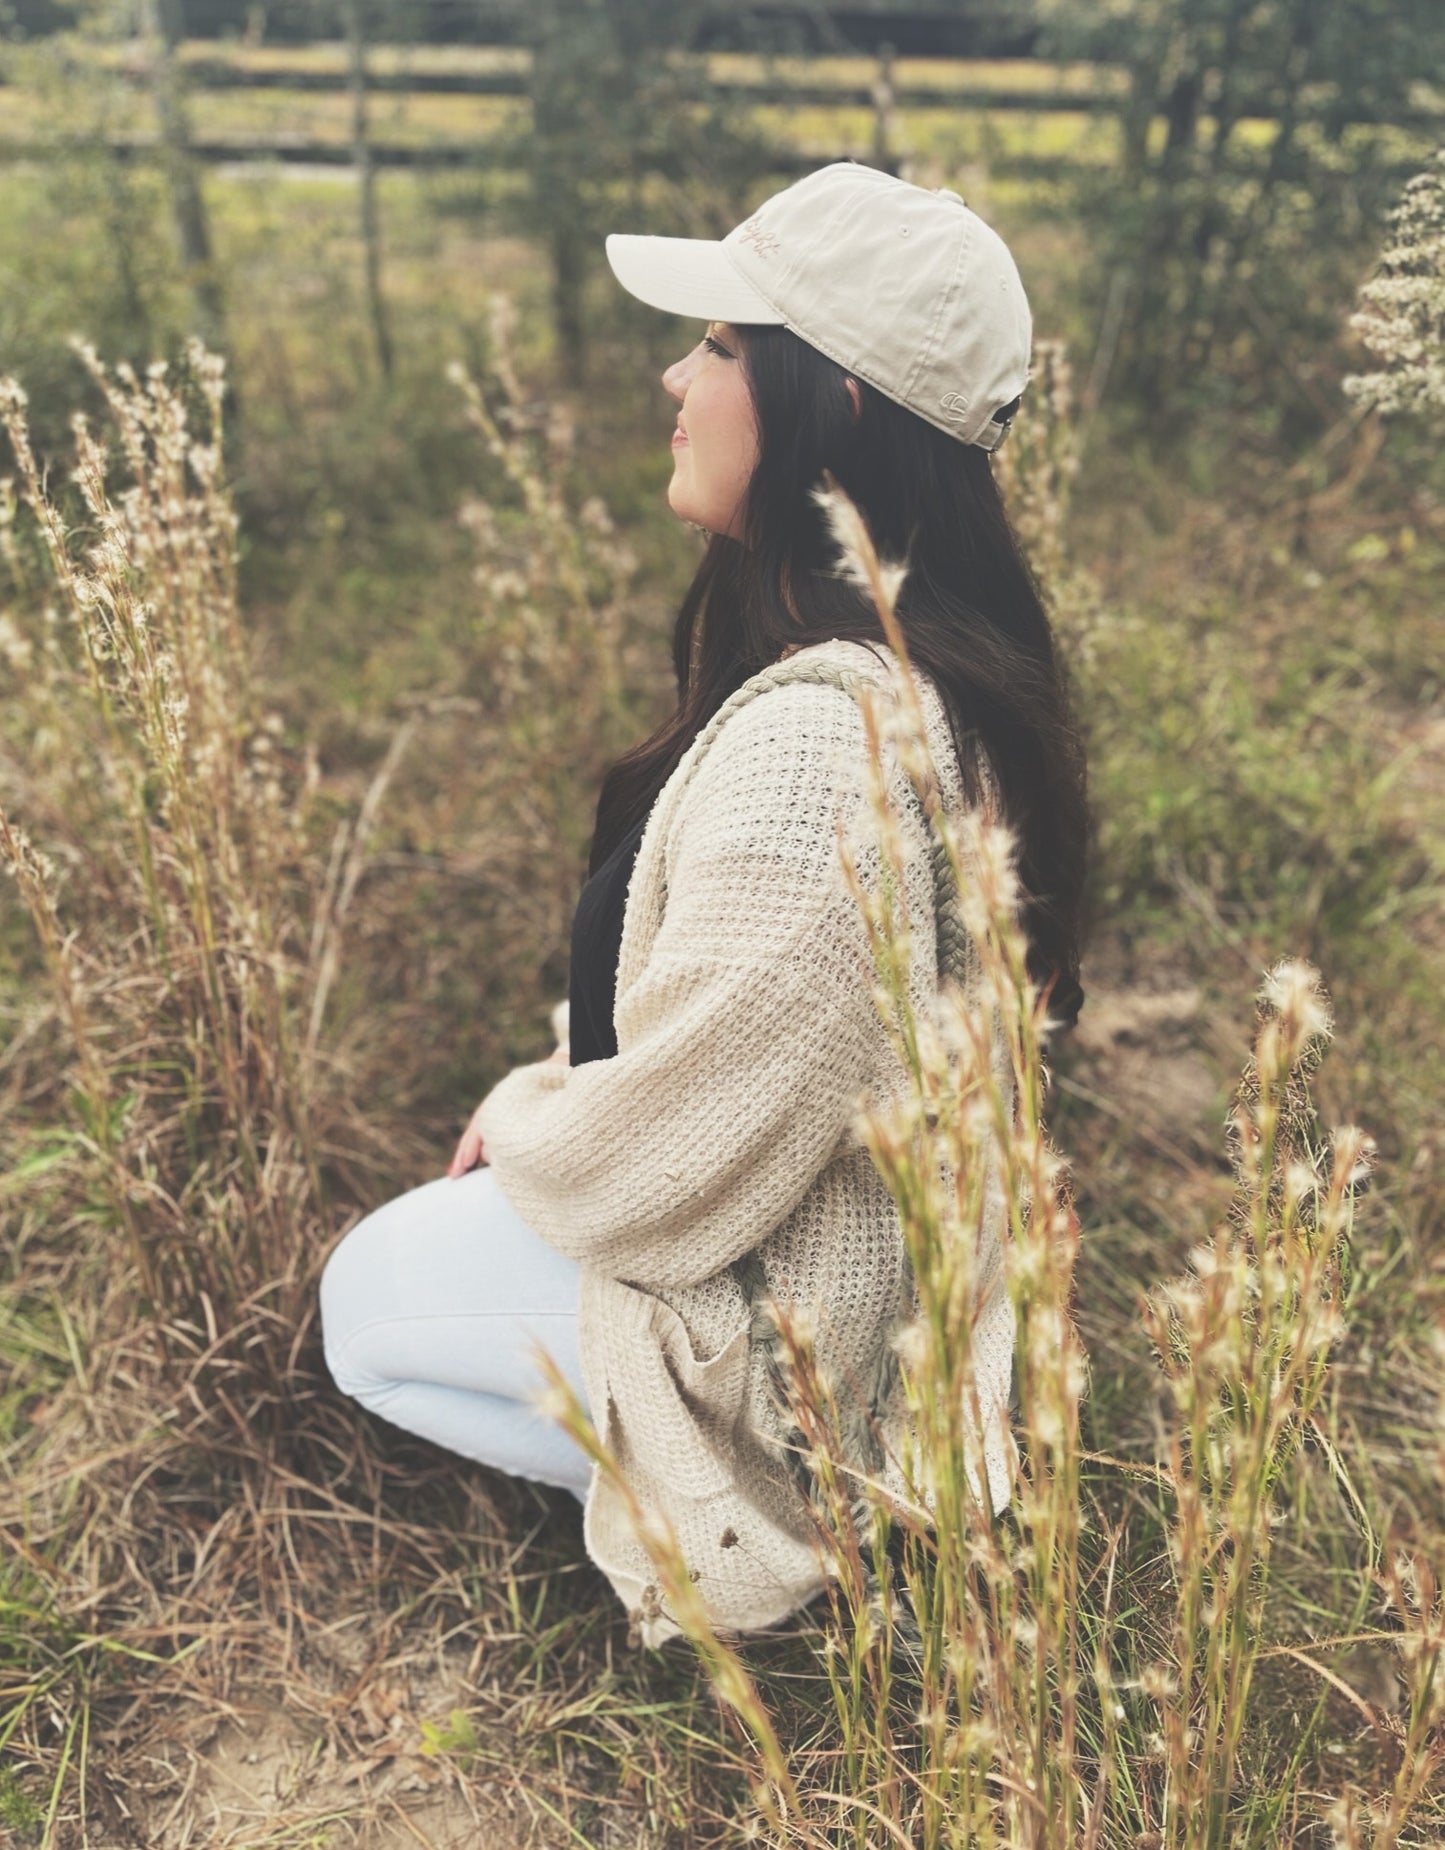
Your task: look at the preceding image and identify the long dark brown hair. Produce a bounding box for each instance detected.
[589,323,1091,1028]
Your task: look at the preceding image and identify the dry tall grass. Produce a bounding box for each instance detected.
[0,319,661,1843]
[1,315,1442,1845]
[543,480,1444,1848]
[0,302,646,1396]
[0,343,326,1412]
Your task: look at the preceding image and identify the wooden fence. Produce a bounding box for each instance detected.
[0,42,1438,170]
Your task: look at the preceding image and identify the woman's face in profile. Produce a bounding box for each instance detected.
[661,322,759,540]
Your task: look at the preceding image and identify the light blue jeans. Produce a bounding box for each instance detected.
[318,1166,594,1500]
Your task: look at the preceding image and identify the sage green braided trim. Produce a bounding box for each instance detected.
[930,831,973,988]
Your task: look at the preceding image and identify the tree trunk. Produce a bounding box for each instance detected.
[101,158,152,347]
[548,219,587,381]
[144,0,226,352]
[342,0,393,382]
[528,1,592,386]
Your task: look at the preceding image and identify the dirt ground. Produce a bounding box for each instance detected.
[98,955,1236,1850]
[119,1605,592,1848]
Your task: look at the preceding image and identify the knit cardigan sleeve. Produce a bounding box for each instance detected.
[474,679,915,1296]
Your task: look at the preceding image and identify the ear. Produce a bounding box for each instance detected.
[845,376,861,419]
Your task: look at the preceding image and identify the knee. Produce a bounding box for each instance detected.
[319,1213,388,1399]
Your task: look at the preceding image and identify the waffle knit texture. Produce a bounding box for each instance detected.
[476,637,1017,1646]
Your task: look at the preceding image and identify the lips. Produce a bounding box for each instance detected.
[672,426,689,449]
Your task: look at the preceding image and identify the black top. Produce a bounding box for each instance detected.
[567,815,648,1067]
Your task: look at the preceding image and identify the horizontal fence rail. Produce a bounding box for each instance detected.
[21,63,1132,113]
[0,42,1439,168]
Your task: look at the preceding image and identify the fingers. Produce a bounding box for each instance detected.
[448,1046,562,1178]
[446,1125,485,1179]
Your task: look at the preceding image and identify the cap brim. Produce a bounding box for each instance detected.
[605,234,785,325]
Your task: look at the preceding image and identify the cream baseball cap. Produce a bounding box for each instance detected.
[605,160,1032,451]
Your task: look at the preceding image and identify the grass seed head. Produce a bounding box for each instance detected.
[1260,957,1333,1066]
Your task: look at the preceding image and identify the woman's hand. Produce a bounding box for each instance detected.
[447,1099,490,1179]
[447,1045,568,1179]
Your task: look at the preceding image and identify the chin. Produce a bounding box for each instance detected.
[666,485,705,528]
[667,474,738,538]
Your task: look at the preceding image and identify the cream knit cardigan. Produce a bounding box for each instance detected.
[476,637,1016,1646]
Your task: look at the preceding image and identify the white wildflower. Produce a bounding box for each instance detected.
[1345,151,1445,425]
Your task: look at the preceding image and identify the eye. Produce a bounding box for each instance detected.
[702,332,734,359]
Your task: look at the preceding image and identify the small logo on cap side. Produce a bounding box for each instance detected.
[737,216,781,259]
[938,392,971,420]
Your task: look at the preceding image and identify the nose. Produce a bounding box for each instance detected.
[662,347,697,403]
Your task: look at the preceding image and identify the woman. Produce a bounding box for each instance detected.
[320,160,1088,1647]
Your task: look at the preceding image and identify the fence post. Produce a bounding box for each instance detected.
[872,40,898,175]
